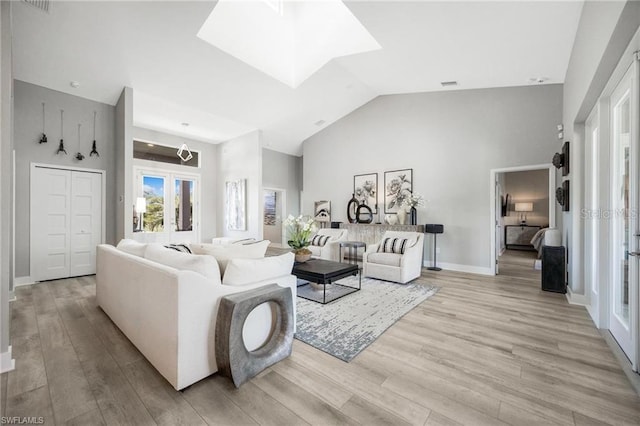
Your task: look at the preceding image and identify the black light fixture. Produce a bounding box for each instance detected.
[56,109,67,155]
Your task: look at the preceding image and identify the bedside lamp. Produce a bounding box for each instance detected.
[515,202,533,225]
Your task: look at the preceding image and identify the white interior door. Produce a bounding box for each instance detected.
[70,171,102,277]
[495,179,503,275]
[610,63,638,364]
[31,167,72,281]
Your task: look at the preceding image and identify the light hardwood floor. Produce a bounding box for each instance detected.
[2,258,640,425]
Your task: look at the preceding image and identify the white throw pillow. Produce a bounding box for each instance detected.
[116,239,146,257]
[190,240,270,275]
[223,252,294,286]
[144,243,220,281]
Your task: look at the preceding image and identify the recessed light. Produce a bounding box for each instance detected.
[147,143,154,147]
[70,81,80,88]
[181,122,190,127]
[314,120,326,127]
[440,81,458,87]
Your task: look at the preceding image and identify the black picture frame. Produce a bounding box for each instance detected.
[353,173,378,214]
[384,168,413,213]
[562,142,570,176]
[563,180,570,211]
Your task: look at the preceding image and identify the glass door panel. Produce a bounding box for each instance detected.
[174,178,194,232]
[610,64,636,363]
[142,175,166,232]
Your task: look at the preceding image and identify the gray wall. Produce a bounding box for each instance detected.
[115,87,133,241]
[503,169,549,227]
[132,126,218,242]
[13,80,116,278]
[303,84,562,272]
[0,0,12,360]
[217,131,263,239]
[562,0,640,296]
[262,148,302,218]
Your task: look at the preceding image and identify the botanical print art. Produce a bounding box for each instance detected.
[354,173,378,214]
[384,169,413,213]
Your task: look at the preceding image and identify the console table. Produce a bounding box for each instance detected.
[339,223,425,245]
[505,225,541,250]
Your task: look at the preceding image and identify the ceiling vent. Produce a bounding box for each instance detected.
[440,81,458,87]
[22,0,49,13]
[314,120,326,127]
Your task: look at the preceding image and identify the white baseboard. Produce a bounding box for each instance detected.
[566,288,588,306]
[9,290,15,302]
[14,276,35,287]
[423,260,493,276]
[1,345,15,373]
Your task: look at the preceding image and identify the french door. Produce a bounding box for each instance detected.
[134,168,199,243]
[610,63,638,366]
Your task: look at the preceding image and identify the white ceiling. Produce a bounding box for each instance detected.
[12,1,583,155]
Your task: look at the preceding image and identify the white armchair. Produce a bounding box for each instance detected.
[363,231,425,284]
[307,228,348,262]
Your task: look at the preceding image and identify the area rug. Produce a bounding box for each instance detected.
[294,276,439,362]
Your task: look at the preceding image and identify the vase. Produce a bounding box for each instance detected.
[410,207,417,226]
[347,193,359,224]
[385,214,398,225]
[294,251,312,263]
[397,209,407,225]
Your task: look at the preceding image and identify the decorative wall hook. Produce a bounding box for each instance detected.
[57,109,67,155]
[38,102,47,144]
[75,123,84,160]
[90,111,99,157]
[177,143,193,162]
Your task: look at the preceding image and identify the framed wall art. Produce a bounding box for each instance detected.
[384,169,413,213]
[314,200,331,223]
[353,173,378,214]
[226,179,246,231]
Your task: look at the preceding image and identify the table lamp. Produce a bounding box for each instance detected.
[515,202,533,225]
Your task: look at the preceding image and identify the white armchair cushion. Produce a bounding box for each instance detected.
[366,252,402,267]
[116,239,146,257]
[310,235,331,246]
[190,240,270,274]
[223,253,294,286]
[144,243,220,281]
[378,237,412,254]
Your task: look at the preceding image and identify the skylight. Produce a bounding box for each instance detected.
[197,0,381,88]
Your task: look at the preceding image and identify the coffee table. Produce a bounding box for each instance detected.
[292,258,361,304]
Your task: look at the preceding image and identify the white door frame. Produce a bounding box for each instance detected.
[585,104,601,326]
[263,186,287,246]
[489,164,556,275]
[29,163,106,281]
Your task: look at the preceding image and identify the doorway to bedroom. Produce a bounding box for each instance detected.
[490,165,555,276]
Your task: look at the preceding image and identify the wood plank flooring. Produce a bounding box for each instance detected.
[1,257,639,425]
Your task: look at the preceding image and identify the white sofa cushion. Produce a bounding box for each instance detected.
[116,239,147,257]
[223,252,294,286]
[366,252,402,267]
[190,240,270,274]
[144,243,220,282]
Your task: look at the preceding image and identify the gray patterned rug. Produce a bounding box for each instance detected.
[294,276,439,362]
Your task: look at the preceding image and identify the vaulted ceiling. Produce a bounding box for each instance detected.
[12,1,583,155]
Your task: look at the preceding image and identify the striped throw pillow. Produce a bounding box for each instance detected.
[378,238,409,254]
[164,243,193,254]
[311,235,331,247]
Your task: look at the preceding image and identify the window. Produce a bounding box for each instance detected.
[133,140,199,168]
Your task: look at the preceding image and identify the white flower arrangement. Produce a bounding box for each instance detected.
[283,215,318,250]
[401,193,426,209]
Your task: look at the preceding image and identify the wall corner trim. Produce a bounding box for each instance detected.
[0,345,15,373]
[14,276,34,287]
[566,288,588,306]
[423,261,493,276]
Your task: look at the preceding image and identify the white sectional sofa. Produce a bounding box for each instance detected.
[96,240,296,390]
